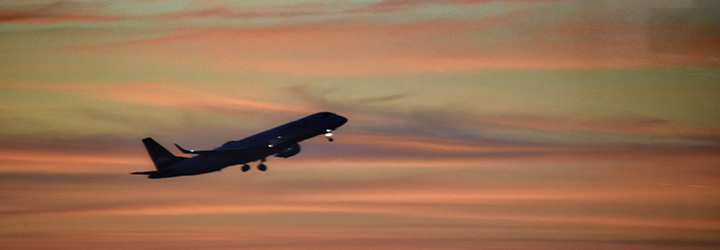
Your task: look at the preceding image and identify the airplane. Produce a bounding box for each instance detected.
[132,112,348,178]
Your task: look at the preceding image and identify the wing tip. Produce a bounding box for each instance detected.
[174,143,193,154]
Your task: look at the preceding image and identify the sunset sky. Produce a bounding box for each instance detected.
[1,0,719,249]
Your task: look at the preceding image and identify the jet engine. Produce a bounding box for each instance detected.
[275,143,300,158]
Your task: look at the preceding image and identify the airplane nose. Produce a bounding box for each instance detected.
[335,115,348,127]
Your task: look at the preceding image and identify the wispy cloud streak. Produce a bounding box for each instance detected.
[4,82,314,114]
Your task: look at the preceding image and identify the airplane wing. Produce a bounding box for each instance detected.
[174,143,251,156]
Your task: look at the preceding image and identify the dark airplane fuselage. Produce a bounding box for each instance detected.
[136,112,347,178]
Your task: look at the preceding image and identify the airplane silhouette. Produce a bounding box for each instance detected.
[132,112,348,178]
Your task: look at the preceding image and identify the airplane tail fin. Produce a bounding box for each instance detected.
[142,137,187,170]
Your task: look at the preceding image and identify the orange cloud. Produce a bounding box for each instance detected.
[3,137,719,249]
[465,115,720,138]
[84,83,314,114]
[114,15,539,75]
[72,8,719,75]
[0,150,144,166]
[0,146,148,173]
[351,0,571,13]
[5,82,314,114]
[159,2,333,20]
[336,133,556,153]
[0,8,121,23]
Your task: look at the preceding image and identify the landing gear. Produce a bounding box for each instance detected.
[325,129,334,142]
[257,157,267,171]
[241,158,268,172]
[241,163,267,172]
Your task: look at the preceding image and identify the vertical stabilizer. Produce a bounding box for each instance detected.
[142,137,186,170]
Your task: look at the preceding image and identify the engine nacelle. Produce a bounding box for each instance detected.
[275,143,300,158]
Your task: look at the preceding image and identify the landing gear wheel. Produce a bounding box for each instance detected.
[258,163,267,172]
[241,164,250,172]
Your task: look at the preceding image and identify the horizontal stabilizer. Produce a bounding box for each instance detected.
[131,171,158,175]
[132,170,172,179]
